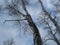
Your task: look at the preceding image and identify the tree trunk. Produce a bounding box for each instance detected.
[26,15,43,45]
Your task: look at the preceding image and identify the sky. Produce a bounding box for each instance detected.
[0,0,58,45]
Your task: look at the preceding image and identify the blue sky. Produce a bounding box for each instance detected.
[0,0,58,45]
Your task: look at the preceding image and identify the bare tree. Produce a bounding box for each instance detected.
[1,0,60,45]
[3,39,15,45]
[38,0,60,44]
[39,0,60,33]
[38,14,60,45]
[3,0,43,45]
[43,18,60,45]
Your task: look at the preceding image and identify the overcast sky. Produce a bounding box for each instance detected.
[0,0,57,45]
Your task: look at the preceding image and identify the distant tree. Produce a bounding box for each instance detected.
[3,39,15,45]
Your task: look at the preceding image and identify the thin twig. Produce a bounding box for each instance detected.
[8,4,26,17]
[3,19,26,24]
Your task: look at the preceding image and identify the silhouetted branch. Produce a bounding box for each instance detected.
[43,38,54,43]
[43,18,60,45]
[3,0,43,45]
[39,0,60,32]
[4,19,26,24]
[6,4,26,17]
[0,12,9,14]
[22,0,29,15]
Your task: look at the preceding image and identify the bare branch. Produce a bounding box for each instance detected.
[43,38,54,43]
[6,4,26,17]
[0,12,9,14]
[3,19,26,24]
[44,18,57,35]
[21,0,29,15]
[39,0,60,32]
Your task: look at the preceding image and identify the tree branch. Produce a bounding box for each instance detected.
[7,4,26,17]
[39,0,60,32]
[21,0,29,15]
[4,19,26,24]
[0,12,9,14]
[44,18,57,35]
[43,38,54,43]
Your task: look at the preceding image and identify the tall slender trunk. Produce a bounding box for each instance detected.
[39,0,60,32]
[26,15,43,45]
